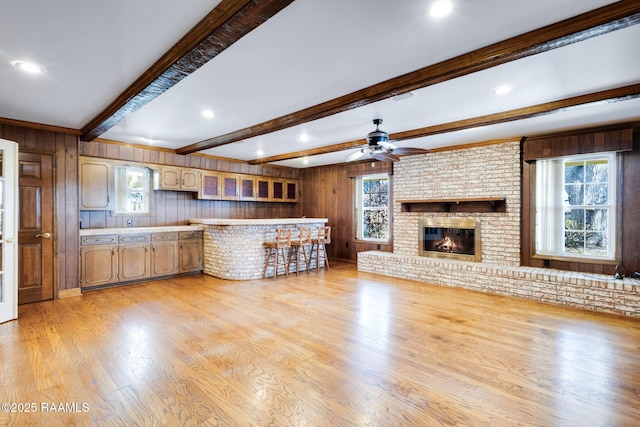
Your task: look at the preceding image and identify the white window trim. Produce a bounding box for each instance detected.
[355,173,390,243]
[535,152,616,261]
[114,165,153,216]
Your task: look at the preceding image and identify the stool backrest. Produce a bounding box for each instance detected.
[275,228,291,248]
[298,227,312,246]
[317,226,331,244]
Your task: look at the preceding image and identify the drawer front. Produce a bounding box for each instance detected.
[179,231,203,240]
[119,234,149,244]
[81,235,118,246]
[152,232,179,242]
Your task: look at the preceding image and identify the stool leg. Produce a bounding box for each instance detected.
[288,246,298,276]
[273,247,279,280]
[263,247,273,279]
[300,245,309,274]
[309,243,317,271]
[320,243,329,270]
[278,247,289,278]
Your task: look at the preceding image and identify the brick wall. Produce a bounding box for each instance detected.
[358,140,640,317]
[392,141,521,265]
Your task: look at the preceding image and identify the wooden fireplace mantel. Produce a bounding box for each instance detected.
[398,197,506,213]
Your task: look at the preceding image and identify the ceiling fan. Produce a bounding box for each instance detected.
[345,119,429,162]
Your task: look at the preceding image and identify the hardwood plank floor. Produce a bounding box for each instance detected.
[1,261,639,426]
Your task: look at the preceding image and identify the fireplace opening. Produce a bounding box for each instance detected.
[419,218,481,262]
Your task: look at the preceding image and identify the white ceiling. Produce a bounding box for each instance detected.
[1,0,638,168]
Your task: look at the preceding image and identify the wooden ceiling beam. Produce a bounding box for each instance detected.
[247,84,640,164]
[80,0,295,142]
[177,0,640,155]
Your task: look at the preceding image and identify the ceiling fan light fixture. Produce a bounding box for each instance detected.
[346,119,428,163]
[366,118,389,146]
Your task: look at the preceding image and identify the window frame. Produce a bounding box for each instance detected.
[533,152,619,263]
[355,173,390,243]
[113,165,153,216]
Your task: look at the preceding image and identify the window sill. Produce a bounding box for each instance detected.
[532,254,618,265]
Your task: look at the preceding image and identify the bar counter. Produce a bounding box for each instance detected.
[189,218,328,280]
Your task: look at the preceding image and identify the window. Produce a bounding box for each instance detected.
[114,166,151,214]
[356,174,389,241]
[535,153,616,260]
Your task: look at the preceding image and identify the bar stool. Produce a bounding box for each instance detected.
[309,225,331,271]
[288,227,312,275]
[263,228,291,280]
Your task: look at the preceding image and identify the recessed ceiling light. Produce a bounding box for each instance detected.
[430,0,453,18]
[13,60,44,74]
[139,137,157,144]
[201,109,215,119]
[302,157,310,165]
[298,133,310,142]
[256,150,264,156]
[491,84,513,96]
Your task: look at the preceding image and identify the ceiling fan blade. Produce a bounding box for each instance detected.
[372,151,400,162]
[393,147,430,155]
[346,149,367,162]
[377,140,397,150]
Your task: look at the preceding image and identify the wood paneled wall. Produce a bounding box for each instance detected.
[0,124,79,291]
[300,162,393,262]
[79,140,303,229]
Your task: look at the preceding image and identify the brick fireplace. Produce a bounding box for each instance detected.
[419,217,480,262]
[358,140,640,317]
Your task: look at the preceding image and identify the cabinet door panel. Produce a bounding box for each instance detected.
[180,239,203,273]
[199,172,221,200]
[240,177,255,201]
[81,245,118,288]
[79,158,113,210]
[119,244,150,282]
[256,178,271,201]
[151,241,179,277]
[181,169,200,191]
[221,175,239,200]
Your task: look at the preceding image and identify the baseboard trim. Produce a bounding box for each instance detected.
[58,288,82,299]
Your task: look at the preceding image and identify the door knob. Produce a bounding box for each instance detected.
[36,232,51,239]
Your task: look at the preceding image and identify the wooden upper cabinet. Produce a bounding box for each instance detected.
[79,157,114,210]
[153,166,200,192]
[285,181,298,202]
[221,174,240,200]
[271,179,285,201]
[239,176,256,201]
[198,171,221,200]
[256,178,271,201]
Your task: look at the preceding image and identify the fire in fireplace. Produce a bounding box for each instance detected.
[418,218,481,262]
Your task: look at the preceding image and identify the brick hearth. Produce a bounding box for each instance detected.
[358,140,640,317]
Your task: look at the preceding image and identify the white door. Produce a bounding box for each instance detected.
[0,139,18,323]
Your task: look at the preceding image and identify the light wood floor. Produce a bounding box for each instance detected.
[2,261,640,426]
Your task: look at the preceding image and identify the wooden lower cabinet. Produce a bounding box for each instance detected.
[151,233,180,277]
[179,231,203,273]
[119,243,150,282]
[81,230,202,290]
[80,244,119,288]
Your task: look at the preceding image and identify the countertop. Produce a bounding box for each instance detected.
[79,225,203,236]
[189,218,328,226]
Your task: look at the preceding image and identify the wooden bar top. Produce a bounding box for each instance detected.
[189,218,328,226]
